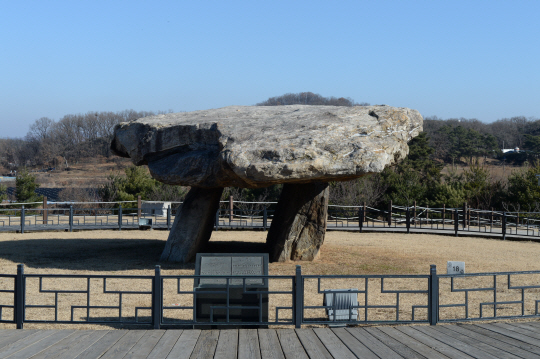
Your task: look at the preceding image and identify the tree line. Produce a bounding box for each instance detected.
[3,92,540,212]
[0,109,170,171]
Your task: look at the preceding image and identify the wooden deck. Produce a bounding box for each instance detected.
[2,322,540,358]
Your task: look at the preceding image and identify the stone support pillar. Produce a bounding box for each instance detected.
[266,182,329,262]
[160,186,224,263]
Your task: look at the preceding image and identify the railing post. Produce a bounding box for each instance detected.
[69,206,73,232]
[153,265,162,329]
[442,204,446,228]
[502,212,507,240]
[359,207,364,232]
[263,208,267,231]
[462,202,467,229]
[215,210,219,230]
[167,205,171,230]
[295,265,303,328]
[406,207,410,234]
[43,196,48,225]
[20,206,25,234]
[387,200,392,227]
[118,205,122,231]
[15,264,24,329]
[229,195,233,224]
[363,202,366,222]
[428,264,438,325]
[454,209,459,237]
[137,196,142,219]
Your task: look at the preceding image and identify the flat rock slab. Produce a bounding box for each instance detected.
[112,105,423,188]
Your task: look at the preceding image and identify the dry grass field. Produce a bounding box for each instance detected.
[2,230,540,329]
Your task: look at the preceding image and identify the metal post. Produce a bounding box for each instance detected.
[167,205,171,230]
[118,205,123,231]
[43,196,48,225]
[454,209,459,237]
[152,265,162,329]
[137,195,142,219]
[442,204,445,229]
[295,265,303,328]
[215,210,219,230]
[462,203,467,229]
[15,264,24,329]
[428,264,438,325]
[502,212,507,240]
[263,208,267,231]
[363,202,366,222]
[69,206,73,232]
[20,206,25,234]
[387,200,392,227]
[413,201,417,225]
[359,207,364,232]
[406,208,410,234]
[229,195,233,224]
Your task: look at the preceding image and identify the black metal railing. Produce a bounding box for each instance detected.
[4,203,540,242]
[3,264,540,329]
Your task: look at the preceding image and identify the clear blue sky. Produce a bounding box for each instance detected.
[2,0,539,138]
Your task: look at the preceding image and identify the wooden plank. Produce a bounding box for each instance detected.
[345,328,401,359]
[460,324,540,358]
[414,325,499,359]
[189,330,219,359]
[238,329,261,359]
[295,329,332,359]
[475,323,540,348]
[395,326,475,359]
[378,326,449,359]
[123,330,166,359]
[276,329,309,359]
[147,330,184,359]
[433,325,522,359]
[0,330,39,349]
[29,330,107,359]
[364,327,428,359]
[6,330,76,359]
[495,322,540,340]
[74,330,128,359]
[99,330,147,359]
[331,328,378,359]
[0,330,60,358]
[446,325,540,359]
[312,328,355,359]
[510,322,540,334]
[166,329,201,359]
[214,330,238,359]
[258,329,284,359]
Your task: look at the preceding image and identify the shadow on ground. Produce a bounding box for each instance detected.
[0,238,269,271]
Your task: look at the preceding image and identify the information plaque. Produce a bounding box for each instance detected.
[194,253,269,327]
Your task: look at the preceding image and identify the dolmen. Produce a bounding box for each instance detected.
[111,105,423,263]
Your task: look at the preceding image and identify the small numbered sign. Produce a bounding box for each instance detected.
[447,261,465,275]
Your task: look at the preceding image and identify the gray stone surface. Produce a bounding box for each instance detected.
[267,182,329,262]
[159,186,223,263]
[111,105,423,188]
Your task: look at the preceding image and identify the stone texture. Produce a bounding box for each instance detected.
[159,186,223,263]
[266,182,329,262]
[111,105,423,263]
[111,105,423,188]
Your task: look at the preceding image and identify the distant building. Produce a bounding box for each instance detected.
[502,147,520,154]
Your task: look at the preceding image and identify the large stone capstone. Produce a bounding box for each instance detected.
[111,105,423,263]
[111,105,423,188]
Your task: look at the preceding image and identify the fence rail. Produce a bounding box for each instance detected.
[3,264,540,329]
[3,203,540,241]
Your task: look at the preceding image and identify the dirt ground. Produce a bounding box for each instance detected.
[2,230,540,329]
